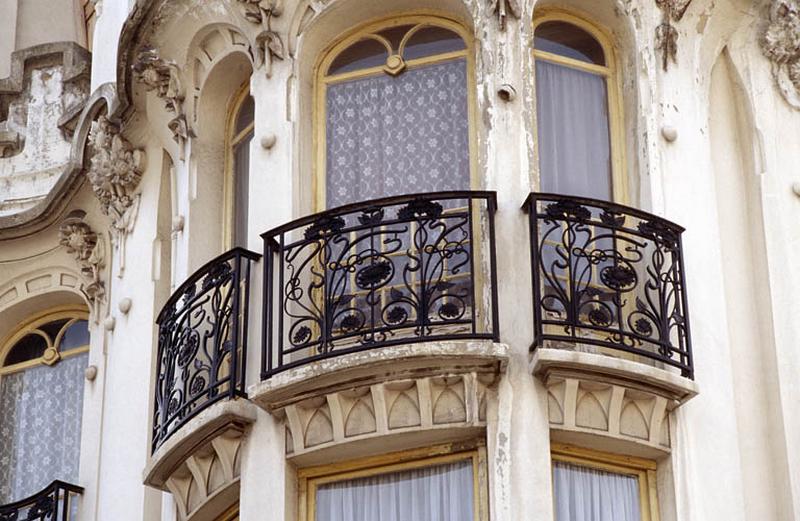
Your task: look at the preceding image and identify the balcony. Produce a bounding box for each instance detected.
[0,481,82,521]
[151,247,261,455]
[525,193,694,376]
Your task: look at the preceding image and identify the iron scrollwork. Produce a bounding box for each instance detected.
[152,248,260,453]
[0,481,83,521]
[526,193,694,378]
[262,191,499,377]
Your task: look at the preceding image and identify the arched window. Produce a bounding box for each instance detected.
[316,16,475,209]
[0,309,89,503]
[226,85,254,248]
[533,13,624,201]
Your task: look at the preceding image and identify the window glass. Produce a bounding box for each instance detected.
[38,319,69,343]
[3,334,47,366]
[60,320,90,351]
[553,461,641,521]
[329,39,389,76]
[235,95,254,134]
[315,459,474,521]
[232,93,254,248]
[403,26,466,61]
[534,21,605,65]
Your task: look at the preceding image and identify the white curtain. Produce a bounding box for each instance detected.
[325,59,470,208]
[316,459,474,521]
[535,60,612,201]
[553,461,641,521]
[0,352,87,503]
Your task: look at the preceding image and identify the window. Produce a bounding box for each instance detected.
[0,309,89,503]
[299,447,486,521]
[316,16,476,209]
[551,445,658,521]
[226,85,254,248]
[533,13,624,202]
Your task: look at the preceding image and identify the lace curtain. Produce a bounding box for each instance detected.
[553,461,641,521]
[325,58,470,208]
[536,60,612,201]
[0,352,87,503]
[316,459,474,521]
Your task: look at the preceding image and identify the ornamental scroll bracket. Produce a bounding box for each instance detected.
[488,0,520,31]
[761,0,800,110]
[86,115,145,277]
[58,211,106,319]
[237,0,286,78]
[132,45,193,157]
[655,0,693,71]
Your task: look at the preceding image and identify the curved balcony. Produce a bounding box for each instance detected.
[0,481,83,521]
[151,248,261,454]
[260,191,500,380]
[525,193,694,380]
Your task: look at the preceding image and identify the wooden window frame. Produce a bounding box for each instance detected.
[312,12,480,213]
[532,9,628,204]
[551,443,660,521]
[223,81,255,250]
[298,443,489,521]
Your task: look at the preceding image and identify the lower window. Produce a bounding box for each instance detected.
[552,445,658,521]
[300,447,484,521]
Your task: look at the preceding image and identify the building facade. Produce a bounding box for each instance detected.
[0,0,799,520]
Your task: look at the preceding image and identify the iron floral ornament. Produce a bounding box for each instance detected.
[761,0,800,109]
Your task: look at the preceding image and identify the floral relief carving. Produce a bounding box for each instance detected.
[488,0,520,31]
[132,45,192,152]
[761,0,800,109]
[655,0,693,71]
[237,0,286,78]
[58,213,105,314]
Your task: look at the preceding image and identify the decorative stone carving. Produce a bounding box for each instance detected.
[237,0,286,78]
[132,45,192,152]
[488,0,520,31]
[761,0,800,109]
[655,0,693,71]
[58,212,105,316]
[86,115,144,274]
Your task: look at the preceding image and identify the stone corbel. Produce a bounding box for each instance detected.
[237,0,286,78]
[58,211,105,319]
[761,0,800,109]
[86,115,145,276]
[132,45,193,156]
[655,0,693,71]
[488,0,520,31]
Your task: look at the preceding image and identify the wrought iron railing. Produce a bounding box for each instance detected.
[261,191,499,377]
[152,247,261,452]
[0,481,83,521]
[525,193,693,379]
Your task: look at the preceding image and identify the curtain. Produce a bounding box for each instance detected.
[553,461,641,521]
[535,60,612,201]
[0,352,88,503]
[325,59,470,208]
[316,459,474,521]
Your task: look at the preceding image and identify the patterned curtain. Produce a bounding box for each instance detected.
[325,58,470,208]
[0,353,88,503]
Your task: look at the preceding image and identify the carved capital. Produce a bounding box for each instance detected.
[237,0,286,78]
[58,213,105,310]
[761,0,800,109]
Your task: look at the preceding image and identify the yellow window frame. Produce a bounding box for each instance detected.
[551,443,660,521]
[298,443,489,521]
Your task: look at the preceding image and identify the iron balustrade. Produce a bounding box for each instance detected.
[525,193,694,379]
[261,191,499,378]
[152,248,260,453]
[0,481,83,521]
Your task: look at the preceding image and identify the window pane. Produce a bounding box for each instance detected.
[38,319,70,343]
[234,133,252,248]
[325,58,470,208]
[403,26,465,61]
[535,60,611,200]
[3,334,47,366]
[0,352,88,503]
[60,320,90,351]
[316,459,474,521]
[329,39,389,75]
[535,21,605,66]
[553,461,641,521]
[235,95,254,134]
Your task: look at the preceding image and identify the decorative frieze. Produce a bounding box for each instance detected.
[58,212,105,316]
[236,0,285,78]
[132,45,192,152]
[761,0,800,109]
[654,0,693,71]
